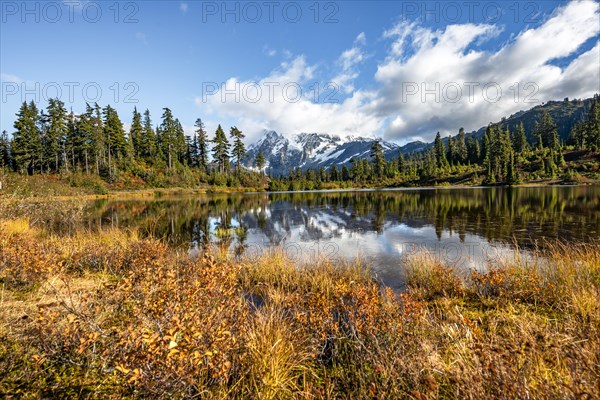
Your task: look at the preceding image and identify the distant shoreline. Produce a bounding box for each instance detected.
[1,178,597,203]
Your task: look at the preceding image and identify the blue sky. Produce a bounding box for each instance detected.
[1,0,599,144]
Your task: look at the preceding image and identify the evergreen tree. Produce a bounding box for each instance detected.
[189,132,199,167]
[434,132,448,170]
[212,124,230,174]
[140,109,155,159]
[329,164,339,181]
[506,150,518,185]
[12,101,42,174]
[194,118,209,172]
[370,139,386,178]
[184,135,193,166]
[77,104,95,174]
[533,111,559,151]
[423,148,436,177]
[91,103,104,174]
[512,122,528,154]
[586,96,600,151]
[341,164,350,181]
[64,110,79,171]
[482,125,495,182]
[102,105,127,174]
[318,166,327,182]
[174,119,187,163]
[397,153,405,175]
[158,108,179,169]
[230,126,246,173]
[447,135,457,165]
[0,130,11,170]
[569,121,587,150]
[45,98,68,171]
[455,128,468,164]
[130,107,143,158]
[255,150,266,174]
[467,136,480,164]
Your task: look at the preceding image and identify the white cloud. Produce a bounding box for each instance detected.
[195,0,600,144]
[375,0,600,141]
[179,3,188,13]
[355,32,366,46]
[331,32,368,93]
[196,56,382,144]
[263,46,277,57]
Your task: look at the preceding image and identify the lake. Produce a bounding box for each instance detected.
[39,185,600,289]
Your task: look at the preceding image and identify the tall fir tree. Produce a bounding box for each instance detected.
[230,126,246,173]
[12,101,42,174]
[434,132,448,170]
[211,124,230,174]
[194,118,209,172]
[0,131,11,170]
[158,108,179,169]
[45,98,68,172]
[140,109,155,159]
[456,128,468,164]
[586,96,600,151]
[255,149,266,174]
[512,122,528,154]
[130,107,143,158]
[467,136,480,164]
[102,105,127,174]
[370,139,386,178]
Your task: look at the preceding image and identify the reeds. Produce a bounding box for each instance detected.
[1,218,598,398]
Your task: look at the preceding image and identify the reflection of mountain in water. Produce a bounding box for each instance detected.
[37,186,599,289]
[42,186,600,251]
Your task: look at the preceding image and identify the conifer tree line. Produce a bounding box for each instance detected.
[1,96,599,188]
[1,99,255,181]
[270,95,600,190]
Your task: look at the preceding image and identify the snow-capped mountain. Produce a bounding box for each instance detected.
[243,130,409,176]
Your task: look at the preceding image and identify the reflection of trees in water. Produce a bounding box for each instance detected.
[43,186,600,248]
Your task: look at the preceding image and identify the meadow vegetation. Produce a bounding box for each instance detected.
[0,215,599,398]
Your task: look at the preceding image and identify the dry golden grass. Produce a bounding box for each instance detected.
[0,218,599,399]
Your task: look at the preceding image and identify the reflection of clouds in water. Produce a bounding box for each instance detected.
[233,211,521,289]
[77,186,599,288]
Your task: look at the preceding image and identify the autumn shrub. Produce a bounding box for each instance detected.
[404,252,465,300]
[0,219,599,399]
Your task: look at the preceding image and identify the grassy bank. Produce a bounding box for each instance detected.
[1,159,599,201]
[1,218,599,398]
[0,172,267,201]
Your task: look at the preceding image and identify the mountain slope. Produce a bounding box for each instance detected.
[243,131,399,176]
[244,96,596,176]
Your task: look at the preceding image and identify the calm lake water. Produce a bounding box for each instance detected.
[48,185,600,289]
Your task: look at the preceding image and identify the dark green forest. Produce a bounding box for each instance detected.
[1,95,599,193]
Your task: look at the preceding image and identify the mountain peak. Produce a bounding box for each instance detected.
[243,130,400,176]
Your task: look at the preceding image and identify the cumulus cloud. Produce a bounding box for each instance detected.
[332,32,368,94]
[195,56,382,143]
[376,0,599,141]
[196,0,600,144]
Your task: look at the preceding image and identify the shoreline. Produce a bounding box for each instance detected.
[1,180,597,202]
